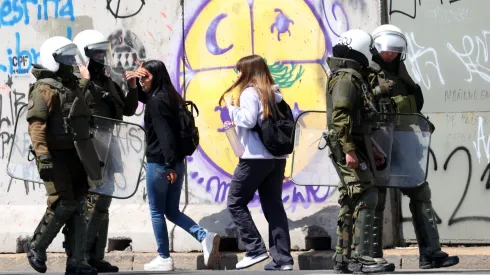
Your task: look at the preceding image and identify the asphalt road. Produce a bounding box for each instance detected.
[2,270,490,275]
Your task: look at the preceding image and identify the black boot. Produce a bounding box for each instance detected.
[64,201,98,275]
[86,198,118,272]
[419,250,459,269]
[333,253,352,274]
[351,207,386,274]
[26,202,76,273]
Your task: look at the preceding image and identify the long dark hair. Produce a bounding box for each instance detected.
[218,55,279,119]
[142,60,183,106]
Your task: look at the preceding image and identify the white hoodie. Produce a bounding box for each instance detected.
[227,85,287,159]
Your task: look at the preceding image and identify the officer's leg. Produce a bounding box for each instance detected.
[25,195,77,273]
[86,194,118,272]
[63,151,97,275]
[333,183,354,274]
[372,187,386,261]
[24,151,80,273]
[349,183,388,274]
[401,183,459,269]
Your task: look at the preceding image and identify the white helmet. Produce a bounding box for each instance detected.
[372,24,407,58]
[334,29,375,66]
[73,29,115,67]
[39,36,85,72]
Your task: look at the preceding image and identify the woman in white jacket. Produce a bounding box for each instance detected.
[219,55,293,271]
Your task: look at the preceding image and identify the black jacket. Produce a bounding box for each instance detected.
[135,85,183,169]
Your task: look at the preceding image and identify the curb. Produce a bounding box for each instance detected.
[0,249,487,271]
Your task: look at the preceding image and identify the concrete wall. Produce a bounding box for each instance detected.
[388,0,490,244]
[0,0,383,254]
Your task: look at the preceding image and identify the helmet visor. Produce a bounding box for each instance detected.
[373,31,407,54]
[52,43,85,66]
[85,41,115,67]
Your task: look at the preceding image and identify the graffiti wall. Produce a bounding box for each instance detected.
[0,0,382,253]
[388,0,490,242]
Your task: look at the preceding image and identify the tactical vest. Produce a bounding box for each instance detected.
[326,68,377,136]
[85,78,125,120]
[381,63,420,113]
[28,78,77,148]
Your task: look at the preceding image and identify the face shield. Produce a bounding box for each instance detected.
[52,43,86,67]
[373,31,408,59]
[84,41,115,67]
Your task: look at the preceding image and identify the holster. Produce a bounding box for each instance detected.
[68,97,103,188]
[323,129,346,185]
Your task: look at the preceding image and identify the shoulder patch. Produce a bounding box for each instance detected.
[28,99,34,110]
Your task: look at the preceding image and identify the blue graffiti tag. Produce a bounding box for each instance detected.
[0,0,74,28]
[0,32,39,74]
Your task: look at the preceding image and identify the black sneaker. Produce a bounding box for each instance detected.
[420,252,459,269]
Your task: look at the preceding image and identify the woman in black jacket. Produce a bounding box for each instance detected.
[125,60,220,271]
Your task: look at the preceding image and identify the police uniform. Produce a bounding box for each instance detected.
[326,53,389,274]
[25,63,98,275]
[371,56,459,269]
[77,65,138,272]
[368,23,459,270]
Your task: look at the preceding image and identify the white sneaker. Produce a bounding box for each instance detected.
[201,231,221,268]
[236,252,269,270]
[143,255,174,271]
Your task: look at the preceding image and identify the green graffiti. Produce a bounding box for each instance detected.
[233,58,305,88]
[266,59,305,88]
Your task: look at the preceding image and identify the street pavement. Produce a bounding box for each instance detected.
[2,270,490,275]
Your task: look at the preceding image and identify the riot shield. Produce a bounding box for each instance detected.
[87,116,147,199]
[290,111,432,188]
[6,105,43,184]
[6,105,146,199]
[372,113,432,188]
[290,111,341,186]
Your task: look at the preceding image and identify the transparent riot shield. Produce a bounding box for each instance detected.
[6,105,42,183]
[290,111,341,186]
[6,104,146,199]
[373,113,432,188]
[290,111,432,188]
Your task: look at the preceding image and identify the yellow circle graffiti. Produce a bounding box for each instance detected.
[183,0,328,176]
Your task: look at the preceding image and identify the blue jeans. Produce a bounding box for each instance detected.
[146,161,207,257]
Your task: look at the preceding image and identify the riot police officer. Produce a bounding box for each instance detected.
[325,29,391,274]
[72,29,138,273]
[370,24,459,270]
[23,36,101,275]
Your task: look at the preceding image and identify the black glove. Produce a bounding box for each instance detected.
[37,154,54,182]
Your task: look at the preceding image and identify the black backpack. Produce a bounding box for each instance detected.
[177,101,200,156]
[253,97,295,156]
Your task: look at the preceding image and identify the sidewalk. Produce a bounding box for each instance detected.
[1,247,487,271]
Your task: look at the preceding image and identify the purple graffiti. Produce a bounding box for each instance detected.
[206,13,234,55]
[206,176,231,202]
[270,8,295,41]
[323,0,350,38]
[194,173,332,212]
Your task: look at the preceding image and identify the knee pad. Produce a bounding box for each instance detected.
[411,183,431,202]
[53,200,77,220]
[356,187,378,210]
[73,200,88,215]
[93,196,112,214]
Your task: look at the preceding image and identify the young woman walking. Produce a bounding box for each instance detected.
[219,55,294,271]
[126,60,220,271]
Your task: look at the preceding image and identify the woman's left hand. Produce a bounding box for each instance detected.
[224,94,234,108]
[167,171,177,184]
